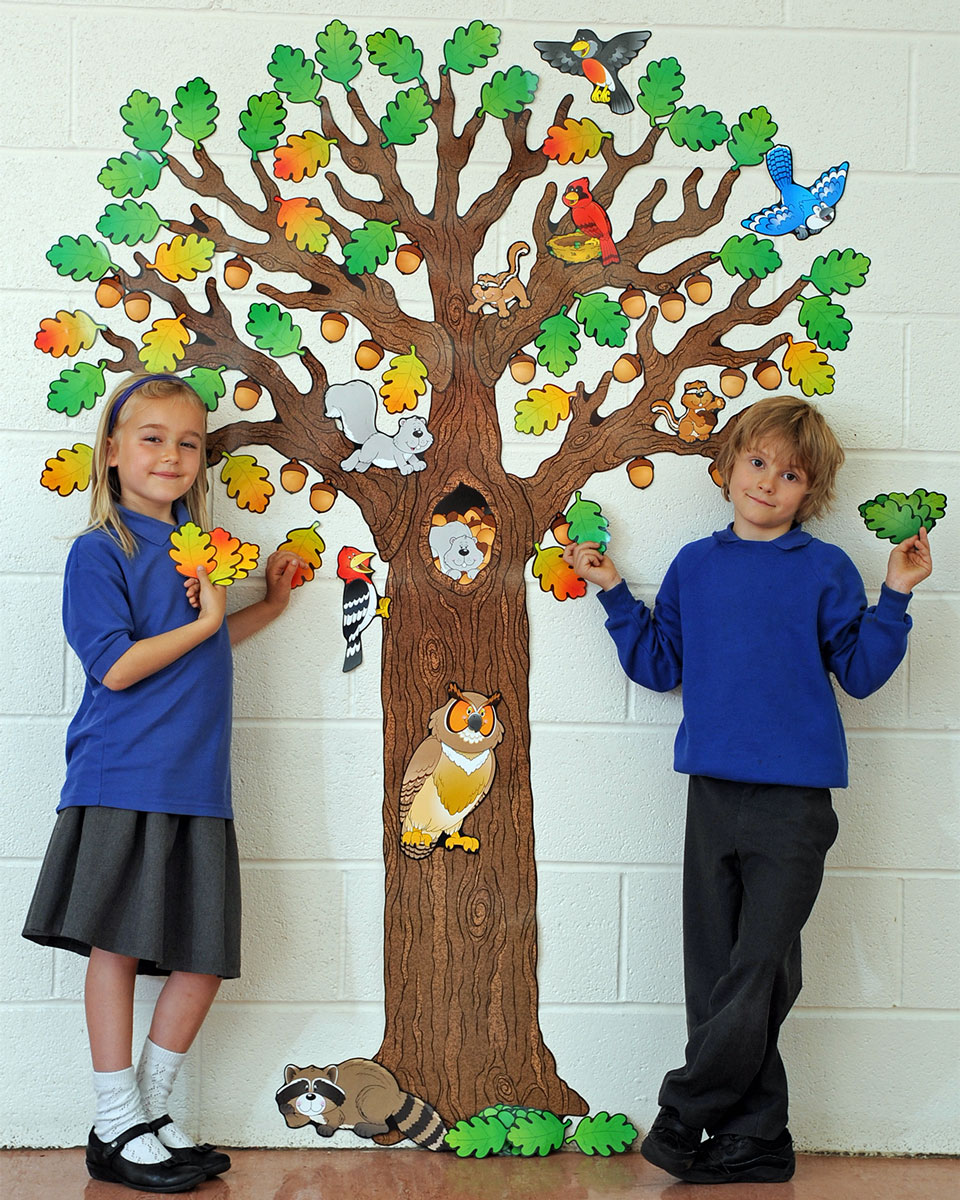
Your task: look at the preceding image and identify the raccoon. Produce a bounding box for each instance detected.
[276,1058,447,1150]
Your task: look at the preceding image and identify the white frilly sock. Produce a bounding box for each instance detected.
[92,1066,169,1164]
[136,1037,196,1150]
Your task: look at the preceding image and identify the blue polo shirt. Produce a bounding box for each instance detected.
[58,503,233,818]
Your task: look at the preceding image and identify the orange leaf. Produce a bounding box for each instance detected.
[35,310,103,358]
[379,344,428,414]
[531,542,587,601]
[541,117,612,165]
[41,443,93,495]
[276,197,330,253]
[207,526,244,584]
[277,521,325,588]
[220,452,274,513]
[232,541,260,581]
[273,130,337,182]
[169,522,217,579]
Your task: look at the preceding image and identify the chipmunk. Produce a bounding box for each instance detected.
[276,1059,447,1150]
[467,241,532,319]
[650,381,725,443]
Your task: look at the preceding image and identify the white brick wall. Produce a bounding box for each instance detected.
[1,0,957,1155]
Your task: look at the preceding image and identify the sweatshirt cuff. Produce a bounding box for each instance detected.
[876,581,912,620]
[596,578,633,614]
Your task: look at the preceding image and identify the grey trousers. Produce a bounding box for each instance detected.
[659,775,839,1140]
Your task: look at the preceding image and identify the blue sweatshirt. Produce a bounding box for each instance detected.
[597,524,912,788]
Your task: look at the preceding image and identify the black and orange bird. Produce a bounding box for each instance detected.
[562,178,619,265]
[337,546,390,673]
[534,29,651,116]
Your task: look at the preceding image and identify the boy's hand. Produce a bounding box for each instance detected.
[562,541,623,591]
[264,549,307,611]
[885,525,933,594]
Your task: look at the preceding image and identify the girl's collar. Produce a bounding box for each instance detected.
[116,500,188,546]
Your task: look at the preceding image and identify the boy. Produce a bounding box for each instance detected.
[564,396,932,1184]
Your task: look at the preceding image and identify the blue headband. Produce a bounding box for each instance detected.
[107,374,181,432]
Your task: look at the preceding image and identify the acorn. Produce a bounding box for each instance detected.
[395,242,424,275]
[224,255,252,290]
[627,457,655,489]
[309,482,337,513]
[619,287,647,319]
[321,311,348,342]
[280,459,308,493]
[708,461,725,488]
[753,359,782,390]
[719,367,747,398]
[659,291,686,322]
[355,340,384,371]
[550,512,572,545]
[613,353,642,383]
[509,352,536,385]
[122,291,151,322]
[233,379,262,410]
[685,273,712,305]
[95,275,124,308]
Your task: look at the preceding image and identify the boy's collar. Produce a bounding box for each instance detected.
[117,500,188,546]
[713,522,811,550]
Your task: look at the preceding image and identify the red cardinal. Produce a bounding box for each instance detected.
[562,178,619,265]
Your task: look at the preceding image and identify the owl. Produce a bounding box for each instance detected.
[399,683,504,859]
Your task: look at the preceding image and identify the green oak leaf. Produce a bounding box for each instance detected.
[97,151,164,198]
[712,233,782,280]
[315,20,362,90]
[173,78,219,147]
[565,490,609,553]
[47,361,109,417]
[574,291,630,347]
[96,199,167,246]
[636,57,684,123]
[268,45,323,104]
[479,66,537,119]
[342,219,399,275]
[535,307,580,377]
[239,91,287,157]
[858,495,925,544]
[567,1111,639,1156]
[803,248,871,296]
[46,234,116,281]
[727,106,778,168]
[506,1111,569,1157]
[443,20,501,75]
[380,86,432,148]
[445,1116,508,1158]
[366,29,424,85]
[667,105,729,152]
[121,90,171,153]
[245,302,305,357]
[181,365,228,411]
[797,294,852,350]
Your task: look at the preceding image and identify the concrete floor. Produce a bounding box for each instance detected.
[2,1147,958,1199]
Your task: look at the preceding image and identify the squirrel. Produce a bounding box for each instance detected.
[276,1059,447,1150]
[324,380,433,474]
[650,381,725,443]
[467,241,532,319]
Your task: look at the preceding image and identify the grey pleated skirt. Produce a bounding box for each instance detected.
[22,806,241,978]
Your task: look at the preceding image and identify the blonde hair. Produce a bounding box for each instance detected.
[713,394,845,523]
[86,373,209,555]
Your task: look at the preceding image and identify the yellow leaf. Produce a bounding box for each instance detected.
[782,336,835,397]
[169,522,217,578]
[220,452,274,513]
[146,234,216,282]
[379,344,428,414]
[139,314,190,372]
[278,521,324,587]
[514,384,572,435]
[41,443,93,496]
[232,541,260,581]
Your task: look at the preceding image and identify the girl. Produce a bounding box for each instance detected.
[23,372,305,1193]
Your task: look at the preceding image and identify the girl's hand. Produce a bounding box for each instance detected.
[885,525,933,594]
[184,575,201,609]
[195,564,227,631]
[562,541,623,591]
[264,550,307,611]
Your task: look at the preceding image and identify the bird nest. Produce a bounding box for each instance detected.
[547,232,602,263]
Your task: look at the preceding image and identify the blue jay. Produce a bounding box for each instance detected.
[743,144,848,240]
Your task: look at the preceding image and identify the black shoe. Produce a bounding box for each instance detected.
[680,1129,796,1184]
[86,1125,206,1193]
[150,1114,232,1178]
[640,1105,703,1176]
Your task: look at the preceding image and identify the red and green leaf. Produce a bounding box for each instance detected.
[273,130,337,181]
[276,197,331,252]
[531,543,587,601]
[35,310,104,358]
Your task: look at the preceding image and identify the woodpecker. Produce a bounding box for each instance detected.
[337,546,390,673]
